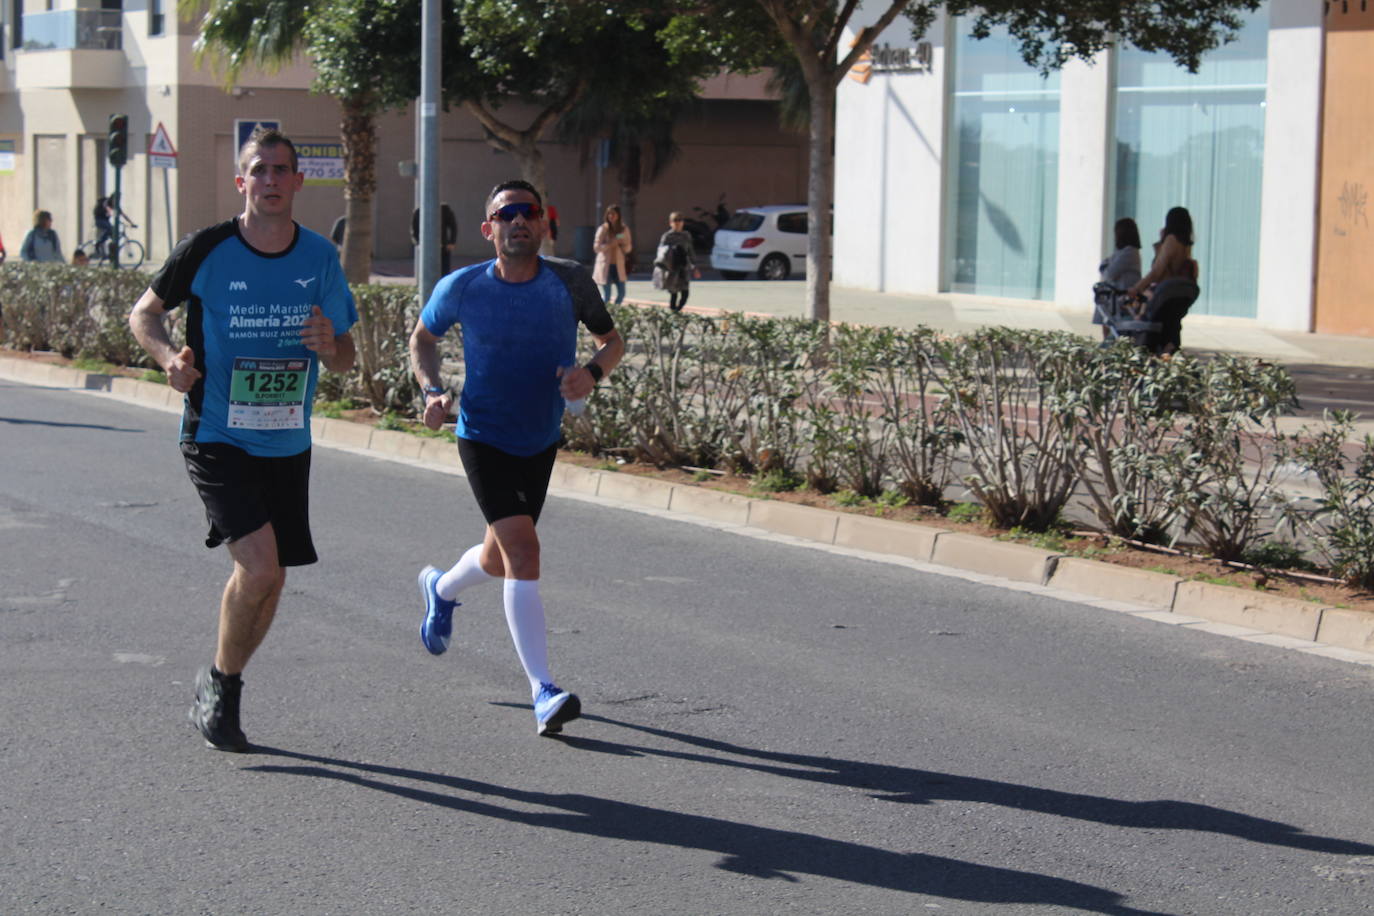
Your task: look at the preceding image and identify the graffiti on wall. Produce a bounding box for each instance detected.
[1334,180,1369,237]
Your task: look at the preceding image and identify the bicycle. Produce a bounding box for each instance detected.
[77,222,145,269]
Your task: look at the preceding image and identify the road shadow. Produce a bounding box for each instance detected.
[548,714,1374,859]
[245,744,1169,915]
[0,415,143,432]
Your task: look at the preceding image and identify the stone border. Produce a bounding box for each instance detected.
[5,355,1370,660]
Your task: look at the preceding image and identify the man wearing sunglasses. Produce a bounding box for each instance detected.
[408,179,624,736]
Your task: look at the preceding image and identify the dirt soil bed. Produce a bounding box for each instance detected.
[556,451,1374,615]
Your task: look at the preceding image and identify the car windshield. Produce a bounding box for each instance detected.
[722,212,764,232]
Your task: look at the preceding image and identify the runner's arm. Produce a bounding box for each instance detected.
[409,318,453,430]
[129,288,201,392]
[560,327,624,401]
[301,305,355,373]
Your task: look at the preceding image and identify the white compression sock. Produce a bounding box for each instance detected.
[436,544,494,601]
[503,578,553,694]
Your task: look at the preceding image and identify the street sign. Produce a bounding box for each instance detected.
[149,122,177,169]
[234,119,281,157]
[297,142,345,186]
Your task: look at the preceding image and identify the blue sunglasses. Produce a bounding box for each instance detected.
[487,202,544,222]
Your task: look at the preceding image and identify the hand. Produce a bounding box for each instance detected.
[165,345,202,393]
[557,364,596,401]
[422,392,453,430]
[301,306,336,356]
[692,268,701,279]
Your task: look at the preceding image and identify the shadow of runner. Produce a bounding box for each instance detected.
[246,746,1169,915]
[564,715,1374,858]
[0,415,143,432]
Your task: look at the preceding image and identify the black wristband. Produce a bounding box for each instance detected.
[584,362,604,383]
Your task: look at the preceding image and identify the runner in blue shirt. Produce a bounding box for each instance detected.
[129,127,357,752]
[409,179,624,736]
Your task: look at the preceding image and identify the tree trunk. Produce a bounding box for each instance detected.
[618,141,642,254]
[510,139,555,255]
[806,79,835,324]
[340,98,377,286]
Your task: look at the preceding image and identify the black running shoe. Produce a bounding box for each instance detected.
[189,666,249,752]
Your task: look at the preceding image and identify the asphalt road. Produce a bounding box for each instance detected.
[4,379,1374,915]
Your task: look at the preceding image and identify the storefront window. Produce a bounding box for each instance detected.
[945,21,1060,300]
[1113,4,1269,317]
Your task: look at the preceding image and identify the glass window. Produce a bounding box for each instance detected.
[1113,3,1268,318]
[944,20,1060,299]
[776,212,807,234]
[149,0,163,36]
[722,212,764,232]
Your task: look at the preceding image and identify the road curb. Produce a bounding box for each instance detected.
[5,353,1371,661]
[1173,580,1328,641]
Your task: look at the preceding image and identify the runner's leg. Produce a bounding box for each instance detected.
[437,541,499,599]
[488,515,552,691]
[216,523,287,674]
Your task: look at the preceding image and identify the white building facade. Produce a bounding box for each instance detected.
[834,1,1323,331]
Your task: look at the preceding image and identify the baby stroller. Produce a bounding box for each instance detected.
[1093,277,1200,356]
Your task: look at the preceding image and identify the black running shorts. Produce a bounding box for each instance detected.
[457,437,559,525]
[180,441,318,566]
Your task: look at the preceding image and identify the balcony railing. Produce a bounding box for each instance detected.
[22,9,122,52]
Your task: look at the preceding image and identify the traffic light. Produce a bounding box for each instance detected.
[108,114,128,168]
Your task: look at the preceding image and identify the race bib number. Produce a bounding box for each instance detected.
[228,357,308,430]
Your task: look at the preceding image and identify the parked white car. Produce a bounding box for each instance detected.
[710,205,809,280]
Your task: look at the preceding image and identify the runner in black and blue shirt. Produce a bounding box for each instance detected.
[129,127,357,752]
[409,179,624,737]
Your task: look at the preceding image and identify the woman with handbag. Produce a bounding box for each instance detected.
[652,211,700,312]
[592,205,633,304]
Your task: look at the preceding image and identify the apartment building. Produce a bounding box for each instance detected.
[835,0,1371,337]
[0,2,806,266]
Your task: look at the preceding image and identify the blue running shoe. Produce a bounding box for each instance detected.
[534,682,581,736]
[418,565,458,655]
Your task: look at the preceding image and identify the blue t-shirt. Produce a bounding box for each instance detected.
[150,219,358,457]
[421,257,612,457]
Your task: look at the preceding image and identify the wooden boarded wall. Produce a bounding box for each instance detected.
[1315,1,1374,336]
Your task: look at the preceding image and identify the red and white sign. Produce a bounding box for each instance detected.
[149,122,177,169]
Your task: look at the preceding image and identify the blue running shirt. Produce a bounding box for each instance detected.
[150,219,358,457]
[421,257,613,457]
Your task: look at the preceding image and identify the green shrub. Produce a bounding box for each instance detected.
[937,328,1086,531]
[752,468,803,493]
[946,502,984,524]
[1282,412,1374,589]
[832,489,865,507]
[0,262,153,362]
[1161,356,1298,562]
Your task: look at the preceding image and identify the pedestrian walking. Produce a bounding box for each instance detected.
[652,211,700,312]
[592,205,632,304]
[411,203,459,275]
[408,179,624,736]
[20,210,63,262]
[128,126,358,752]
[1129,206,1200,356]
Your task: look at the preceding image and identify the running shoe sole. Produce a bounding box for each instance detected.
[537,692,582,736]
[418,565,454,655]
[188,667,249,752]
